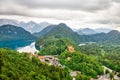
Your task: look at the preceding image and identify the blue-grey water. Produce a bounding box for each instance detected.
[17,42,39,54]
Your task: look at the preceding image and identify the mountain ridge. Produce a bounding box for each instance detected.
[34,23,81,44]
[34,23,120,45]
[0,19,51,33]
[0,24,35,49]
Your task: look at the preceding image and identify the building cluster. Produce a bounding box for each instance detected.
[29,53,63,67]
[38,55,63,67]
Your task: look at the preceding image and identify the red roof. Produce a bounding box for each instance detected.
[39,56,44,60]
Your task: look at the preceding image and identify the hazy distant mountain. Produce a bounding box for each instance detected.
[33,23,81,44]
[94,28,112,33]
[19,21,51,33]
[76,28,113,35]
[0,19,20,27]
[39,22,51,29]
[77,28,96,35]
[0,19,51,33]
[19,21,40,33]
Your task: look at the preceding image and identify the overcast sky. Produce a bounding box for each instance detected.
[0,0,120,30]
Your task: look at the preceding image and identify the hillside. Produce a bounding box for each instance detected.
[59,50,104,78]
[0,25,35,49]
[35,36,75,55]
[33,23,81,44]
[81,30,120,45]
[0,48,72,80]
[0,25,34,41]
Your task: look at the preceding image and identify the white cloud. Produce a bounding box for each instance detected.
[0,0,120,29]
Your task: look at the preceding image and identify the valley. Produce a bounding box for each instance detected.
[0,21,120,80]
[1,0,120,80]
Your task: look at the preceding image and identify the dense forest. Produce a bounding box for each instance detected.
[36,36,75,55]
[36,37,104,79]
[79,43,120,77]
[59,50,104,78]
[0,48,72,80]
[1,37,120,79]
[35,37,120,79]
[34,23,82,44]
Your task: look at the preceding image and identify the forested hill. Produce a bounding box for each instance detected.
[33,23,81,44]
[0,25,35,41]
[81,30,120,45]
[35,36,76,55]
[0,25,35,49]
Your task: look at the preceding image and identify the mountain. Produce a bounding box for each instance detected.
[0,25,35,41]
[34,23,81,44]
[105,30,120,44]
[19,21,51,33]
[0,19,19,26]
[39,22,51,29]
[76,29,83,35]
[33,24,55,37]
[76,28,113,35]
[94,28,112,33]
[0,25,35,49]
[19,21,40,33]
[0,19,51,33]
[77,28,96,35]
[81,30,120,45]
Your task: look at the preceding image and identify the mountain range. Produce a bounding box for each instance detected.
[94,28,112,33]
[76,28,112,35]
[0,20,120,47]
[0,19,113,35]
[34,23,120,45]
[0,19,51,33]
[78,30,120,45]
[77,28,97,35]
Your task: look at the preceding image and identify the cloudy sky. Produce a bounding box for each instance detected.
[0,0,120,30]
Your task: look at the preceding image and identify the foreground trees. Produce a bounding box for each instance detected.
[59,50,104,79]
[0,48,72,80]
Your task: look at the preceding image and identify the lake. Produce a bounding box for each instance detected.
[17,42,39,54]
[0,40,34,49]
